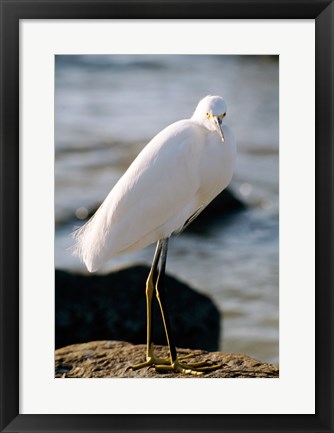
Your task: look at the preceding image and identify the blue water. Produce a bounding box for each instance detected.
[55,55,279,364]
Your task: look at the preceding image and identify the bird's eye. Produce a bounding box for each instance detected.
[206,112,211,119]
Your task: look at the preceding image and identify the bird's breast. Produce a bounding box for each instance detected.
[197,125,236,205]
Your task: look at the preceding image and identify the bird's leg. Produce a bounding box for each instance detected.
[132,241,171,370]
[132,239,221,374]
[154,239,223,375]
[144,242,161,361]
[154,238,177,362]
[155,239,201,374]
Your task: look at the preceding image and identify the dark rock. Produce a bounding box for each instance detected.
[55,340,279,378]
[56,265,220,351]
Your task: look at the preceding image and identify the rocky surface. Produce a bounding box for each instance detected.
[55,340,279,378]
[56,266,220,351]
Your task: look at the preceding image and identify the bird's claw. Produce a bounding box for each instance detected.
[131,352,197,371]
[131,356,171,370]
[155,358,222,375]
[130,354,221,376]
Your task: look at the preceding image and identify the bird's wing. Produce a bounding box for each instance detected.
[73,121,204,271]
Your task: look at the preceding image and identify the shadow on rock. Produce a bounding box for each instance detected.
[56,265,221,352]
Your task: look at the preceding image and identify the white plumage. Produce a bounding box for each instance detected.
[72,95,236,272]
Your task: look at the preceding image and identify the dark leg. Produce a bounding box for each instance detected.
[144,241,162,359]
[155,238,177,362]
[133,239,222,374]
[132,240,171,370]
[154,239,223,375]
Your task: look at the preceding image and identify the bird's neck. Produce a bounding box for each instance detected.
[190,118,212,135]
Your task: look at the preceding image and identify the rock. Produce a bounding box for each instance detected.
[55,340,279,378]
[56,266,220,351]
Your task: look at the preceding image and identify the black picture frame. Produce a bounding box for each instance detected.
[0,1,333,432]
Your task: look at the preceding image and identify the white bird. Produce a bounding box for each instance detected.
[72,95,236,374]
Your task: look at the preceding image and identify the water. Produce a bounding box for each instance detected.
[55,55,279,365]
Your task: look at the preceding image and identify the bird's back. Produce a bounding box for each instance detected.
[72,120,207,271]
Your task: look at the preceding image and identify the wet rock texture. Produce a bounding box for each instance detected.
[56,266,220,351]
[55,340,279,379]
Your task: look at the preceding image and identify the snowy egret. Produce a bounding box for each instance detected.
[72,95,236,374]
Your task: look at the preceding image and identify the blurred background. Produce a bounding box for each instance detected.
[55,55,279,364]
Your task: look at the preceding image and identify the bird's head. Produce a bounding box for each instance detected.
[191,95,227,142]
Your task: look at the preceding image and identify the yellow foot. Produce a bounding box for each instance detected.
[131,356,170,370]
[155,358,222,376]
[131,352,197,371]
